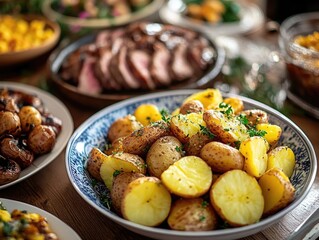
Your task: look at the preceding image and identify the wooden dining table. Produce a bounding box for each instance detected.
[1,21,319,240]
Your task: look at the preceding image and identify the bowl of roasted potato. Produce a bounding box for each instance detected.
[66,88,316,240]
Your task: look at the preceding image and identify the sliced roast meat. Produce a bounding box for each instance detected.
[128,49,156,90]
[109,45,141,89]
[95,47,122,90]
[151,42,171,86]
[95,30,111,47]
[78,56,102,94]
[171,43,194,81]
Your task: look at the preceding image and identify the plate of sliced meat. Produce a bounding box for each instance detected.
[48,22,225,109]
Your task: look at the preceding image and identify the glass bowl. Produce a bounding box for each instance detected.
[279,12,319,108]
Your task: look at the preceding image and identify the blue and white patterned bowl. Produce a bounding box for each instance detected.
[66,89,317,240]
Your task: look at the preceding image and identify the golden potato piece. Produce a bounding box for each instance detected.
[223,97,244,115]
[239,136,269,178]
[18,106,42,132]
[161,156,212,198]
[111,172,145,215]
[183,89,223,110]
[168,198,218,231]
[100,152,146,190]
[170,112,206,143]
[179,100,204,115]
[256,123,282,149]
[121,176,171,227]
[210,170,264,226]
[267,146,296,178]
[134,104,162,126]
[203,110,249,145]
[146,136,183,178]
[200,141,244,173]
[107,114,142,143]
[258,168,295,216]
[122,121,171,156]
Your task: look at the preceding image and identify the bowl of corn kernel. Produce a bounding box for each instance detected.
[0,14,60,66]
[279,12,319,109]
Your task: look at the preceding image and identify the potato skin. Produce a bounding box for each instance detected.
[27,125,56,155]
[0,159,21,185]
[104,137,124,155]
[86,147,107,181]
[203,110,248,145]
[122,121,171,156]
[168,198,218,231]
[179,100,204,115]
[239,109,269,126]
[184,132,212,157]
[18,106,42,132]
[107,114,143,143]
[146,136,183,178]
[111,172,145,215]
[258,168,295,217]
[200,141,244,173]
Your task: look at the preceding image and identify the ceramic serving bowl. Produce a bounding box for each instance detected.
[66,89,316,240]
[0,14,60,66]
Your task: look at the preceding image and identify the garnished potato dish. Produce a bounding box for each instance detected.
[86,88,296,230]
[0,15,55,53]
[0,88,62,185]
[0,202,59,239]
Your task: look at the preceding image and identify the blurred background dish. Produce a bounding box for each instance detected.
[48,22,225,109]
[0,14,60,66]
[279,12,319,113]
[0,198,81,239]
[42,0,164,30]
[159,0,264,38]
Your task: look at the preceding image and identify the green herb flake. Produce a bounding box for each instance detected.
[199,125,215,139]
[113,170,122,177]
[199,215,206,222]
[201,200,209,208]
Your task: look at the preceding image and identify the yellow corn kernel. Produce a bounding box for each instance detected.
[0,209,11,221]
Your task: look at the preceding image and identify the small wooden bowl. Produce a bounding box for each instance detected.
[0,14,61,66]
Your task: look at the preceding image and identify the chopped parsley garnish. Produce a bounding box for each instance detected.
[234,141,241,149]
[175,146,182,152]
[113,170,121,177]
[219,102,233,116]
[237,114,249,125]
[199,125,215,139]
[247,129,267,137]
[201,200,209,208]
[160,109,171,123]
[199,215,206,222]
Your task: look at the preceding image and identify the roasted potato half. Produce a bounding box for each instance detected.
[267,146,295,178]
[146,136,183,178]
[111,172,145,215]
[223,97,244,115]
[161,156,212,198]
[122,121,171,156]
[121,176,171,227]
[210,170,264,226]
[258,168,295,216]
[203,110,249,145]
[239,136,269,178]
[167,198,218,231]
[200,141,244,173]
[256,123,282,149]
[170,112,206,143]
[86,147,107,181]
[107,114,143,143]
[100,152,146,190]
[179,100,204,115]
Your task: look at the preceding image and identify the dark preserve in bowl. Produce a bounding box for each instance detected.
[48,21,225,108]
